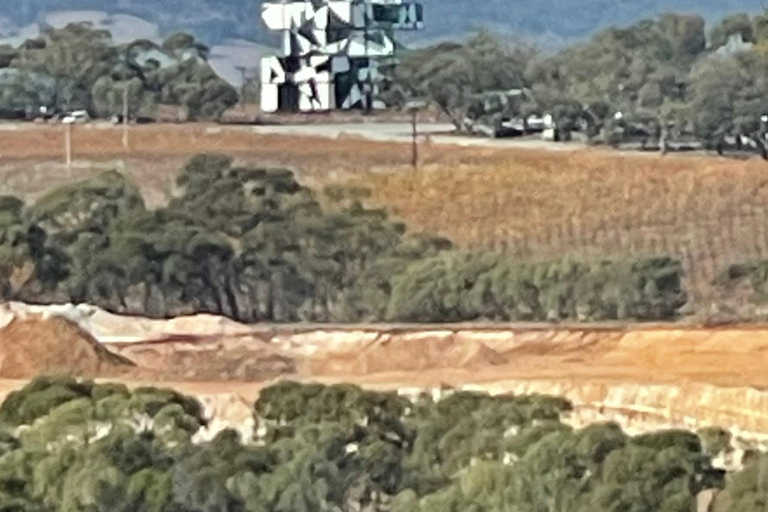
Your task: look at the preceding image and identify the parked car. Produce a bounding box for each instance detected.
[61,110,90,124]
[713,134,768,160]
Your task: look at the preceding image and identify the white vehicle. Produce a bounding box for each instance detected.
[61,110,90,124]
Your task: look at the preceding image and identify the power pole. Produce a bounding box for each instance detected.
[122,83,129,149]
[406,101,425,170]
[411,108,418,169]
[65,123,72,170]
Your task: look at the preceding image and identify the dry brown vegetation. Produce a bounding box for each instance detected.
[354,149,768,307]
[2,123,768,305]
[0,124,428,205]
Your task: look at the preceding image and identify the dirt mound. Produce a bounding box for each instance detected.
[499,330,619,357]
[0,316,134,379]
[0,302,257,344]
[86,311,255,342]
[308,331,508,376]
[112,335,297,381]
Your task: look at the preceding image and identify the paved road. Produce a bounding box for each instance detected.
[0,120,590,152]
[3,120,580,150]
[232,123,722,157]
[237,122,584,151]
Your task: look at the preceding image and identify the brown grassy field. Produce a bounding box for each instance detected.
[354,149,768,307]
[0,124,431,204]
[2,123,768,306]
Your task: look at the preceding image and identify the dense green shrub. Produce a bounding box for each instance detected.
[4,24,237,120]
[0,379,738,512]
[387,252,687,322]
[698,427,732,457]
[718,261,768,303]
[0,377,205,429]
[0,377,94,426]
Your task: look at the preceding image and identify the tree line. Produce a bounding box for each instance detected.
[386,12,768,149]
[0,376,764,511]
[0,24,238,121]
[2,12,766,137]
[0,154,687,323]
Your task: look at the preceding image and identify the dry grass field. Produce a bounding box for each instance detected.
[2,123,768,306]
[355,149,768,307]
[0,124,430,204]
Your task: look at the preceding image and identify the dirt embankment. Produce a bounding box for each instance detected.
[0,317,133,379]
[6,302,768,388]
[5,302,768,438]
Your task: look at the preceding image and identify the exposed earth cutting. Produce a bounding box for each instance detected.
[2,302,768,442]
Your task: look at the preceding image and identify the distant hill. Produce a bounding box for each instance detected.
[1,0,767,50]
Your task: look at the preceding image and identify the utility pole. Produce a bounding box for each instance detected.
[64,122,72,170]
[406,101,425,170]
[411,108,418,169]
[122,83,130,149]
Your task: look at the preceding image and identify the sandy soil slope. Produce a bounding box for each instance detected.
[3,302,768,441]
[0,316,133,378]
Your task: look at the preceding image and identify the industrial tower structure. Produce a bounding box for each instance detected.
[260,0,423,113]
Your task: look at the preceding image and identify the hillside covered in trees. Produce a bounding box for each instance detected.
[0,24,238,120]
[0,154,686,323]
[4,8,768,137]
[388,11,768,149]
[0,376,762,512]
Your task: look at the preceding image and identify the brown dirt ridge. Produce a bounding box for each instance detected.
[4,303,768,389]
[305,330,508,376]
[116,334,297,382]
[0,316,133,379]
[6,304,768,435]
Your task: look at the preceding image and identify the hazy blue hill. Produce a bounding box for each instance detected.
[3,0,768,47]
[2,0,258,42]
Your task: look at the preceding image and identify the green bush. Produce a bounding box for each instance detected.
[718,261,768,304]
[0,377,93,426]
[0,380,736,512]
[698,427,732,457]
[386,253,687,322]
